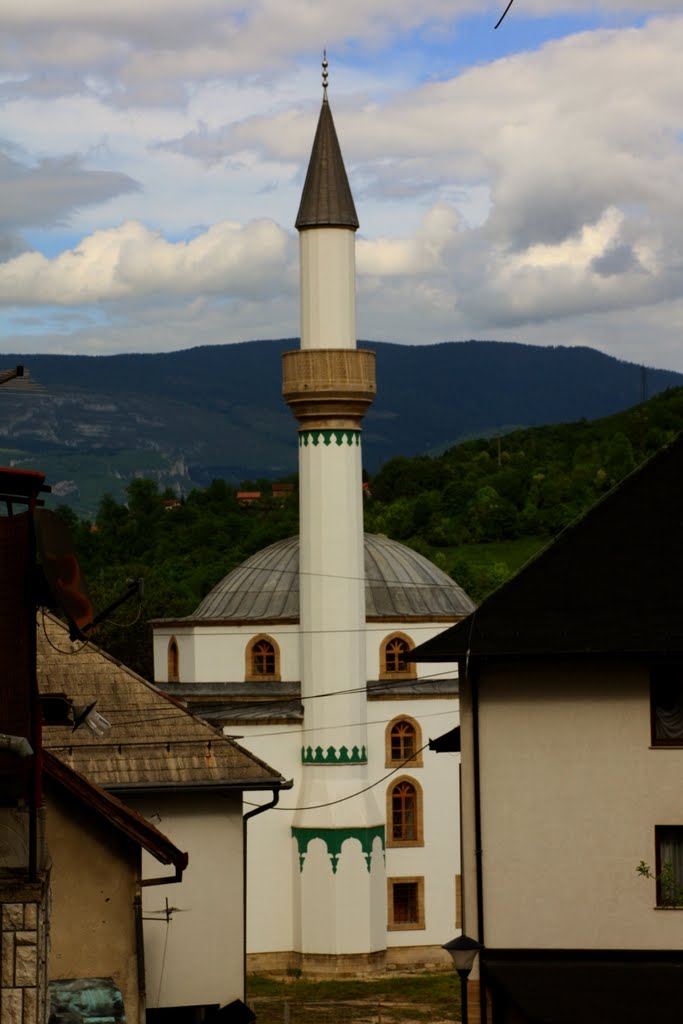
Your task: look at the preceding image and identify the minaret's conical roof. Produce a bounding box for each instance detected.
[295,96,359,231]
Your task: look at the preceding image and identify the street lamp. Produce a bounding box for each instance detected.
[443,934,483,1024]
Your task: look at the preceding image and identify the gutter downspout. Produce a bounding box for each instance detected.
[470,663,486,1024]
[242,783,292,1000]
[141,862,186,887]
[134,886,146,1023]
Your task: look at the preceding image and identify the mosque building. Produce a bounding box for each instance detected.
[152,58,474,974]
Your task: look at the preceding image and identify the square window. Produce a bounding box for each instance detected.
[651,668,683,745]
[387,877,425,930]
[655,826,683,907]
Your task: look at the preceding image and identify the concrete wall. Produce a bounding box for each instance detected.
[45,781,141,1024]
[129,791,244,1010]
[462,660,683,951]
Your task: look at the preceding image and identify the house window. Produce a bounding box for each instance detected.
[387,877,425,930]
[655,827,683,907]
[651,668,683,745]
[167,638,179,682]
[387,776,423,848]
[385,716,423,768]
[380,633,417,680]
[245,634,281,682]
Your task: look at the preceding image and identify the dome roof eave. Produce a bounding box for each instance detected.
[192,534,475,623]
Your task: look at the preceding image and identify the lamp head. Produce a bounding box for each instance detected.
[72,701,112,740]
[442,934,483,973]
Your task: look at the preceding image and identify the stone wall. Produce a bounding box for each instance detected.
[1,875,50,1024]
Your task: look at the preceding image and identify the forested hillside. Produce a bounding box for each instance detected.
[3,338,681,515]
[55,386,683,680]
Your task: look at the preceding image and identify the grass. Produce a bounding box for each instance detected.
[247,972,461,1024]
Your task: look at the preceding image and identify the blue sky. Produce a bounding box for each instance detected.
[1,1,682,371]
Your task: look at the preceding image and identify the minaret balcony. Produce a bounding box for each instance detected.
[282,348,376,429]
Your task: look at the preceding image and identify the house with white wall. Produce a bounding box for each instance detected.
[38,612,288,1021]
[412,431,683,1024]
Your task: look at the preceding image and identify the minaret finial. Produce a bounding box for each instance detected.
[322,50,328,99]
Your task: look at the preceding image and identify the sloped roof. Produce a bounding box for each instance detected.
[43,749,188,871]
[295,98,359,231]
[412,432,683,661]
[174,533,474,623]
[38,613,285,791]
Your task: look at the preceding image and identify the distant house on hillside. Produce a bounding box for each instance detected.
[44,750,186,1024]
[411,432,683,1024]
[39,613,288,1022]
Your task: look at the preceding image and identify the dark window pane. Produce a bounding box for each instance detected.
[393,882,418,923]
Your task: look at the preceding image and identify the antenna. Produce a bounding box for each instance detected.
[34,509,143,641]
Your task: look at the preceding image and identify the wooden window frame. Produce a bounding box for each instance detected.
[654,825,683,907]
[167,637,179,683]
[387,876,425,931]
[245,634,281,682]
[385,715,423,768]
[379,632,417,680]
[387,775,424,848]
[650,666,683,746]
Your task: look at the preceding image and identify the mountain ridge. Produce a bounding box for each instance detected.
[0,339,679,515]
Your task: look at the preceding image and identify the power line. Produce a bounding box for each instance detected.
[243,743,434,812]
[98,665,460,722]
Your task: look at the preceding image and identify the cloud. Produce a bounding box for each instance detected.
[0,218,294,305]
[0,148,139,231]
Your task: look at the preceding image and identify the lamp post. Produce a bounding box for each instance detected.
[443,934,482,1024]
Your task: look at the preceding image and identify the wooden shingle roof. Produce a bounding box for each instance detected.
[44,749,188,871]
[411,432,683,662]
[38,613,285,792]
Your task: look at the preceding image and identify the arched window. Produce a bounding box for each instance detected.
[387,776,424,848]
[245,634,281,682]
[380,633,416,679]
[167,638,179,682]
[386,716,423,768]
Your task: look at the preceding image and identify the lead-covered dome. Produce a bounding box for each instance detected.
[193,534,474,621]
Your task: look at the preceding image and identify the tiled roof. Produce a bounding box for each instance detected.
[412,432,683,662]
[295,99,359,231]
[38,613,285,791]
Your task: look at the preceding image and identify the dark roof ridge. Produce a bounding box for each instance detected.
[411,431,683,661]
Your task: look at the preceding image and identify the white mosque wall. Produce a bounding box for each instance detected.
[232,690,460,958]
[368,696,460,949]
[153,620,457,687]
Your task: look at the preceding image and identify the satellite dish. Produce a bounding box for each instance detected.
[34,509,94,638]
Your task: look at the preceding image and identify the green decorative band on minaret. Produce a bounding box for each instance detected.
[299,429,361,447]
[292,826,385,874]
[301,744,367,765]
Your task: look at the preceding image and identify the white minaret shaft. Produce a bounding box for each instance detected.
[282,58,386,963]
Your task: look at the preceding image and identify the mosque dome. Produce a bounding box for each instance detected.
[193,533,475,622]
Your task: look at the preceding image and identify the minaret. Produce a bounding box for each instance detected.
[282,55,386,968]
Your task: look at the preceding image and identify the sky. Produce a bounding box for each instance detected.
[1,1,683,371]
